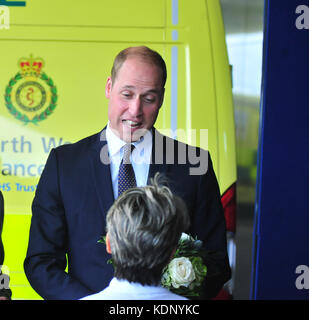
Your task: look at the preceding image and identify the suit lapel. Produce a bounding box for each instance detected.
[90,128,114,219]
[147,128,170,183]
[90,127,172,215]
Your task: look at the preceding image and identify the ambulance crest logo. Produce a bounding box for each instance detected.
[4,54,58,124]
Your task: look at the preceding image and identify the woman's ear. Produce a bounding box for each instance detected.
[158,87,165,109]
[106,233,112,254]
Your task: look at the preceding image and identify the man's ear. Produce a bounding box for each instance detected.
[105,77,112,99]
[106,233,112,254]
[159,88,165,108]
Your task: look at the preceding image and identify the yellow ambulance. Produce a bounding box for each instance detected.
[0,0,236,299]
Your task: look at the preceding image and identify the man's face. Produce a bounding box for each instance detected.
[105,57,165,142]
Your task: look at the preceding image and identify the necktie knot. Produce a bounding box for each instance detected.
[122,143,134,164]
[118,144,136,197]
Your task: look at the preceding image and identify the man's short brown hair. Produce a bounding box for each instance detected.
[111,46,167,88]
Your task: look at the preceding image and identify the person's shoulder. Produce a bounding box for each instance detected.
[163,292,189,300]
[58,131,100,152]
[48,129,107,162]
[153,287,189,300]
[153,128,211,172]
[79,291,103,300]
[153,128,208,153]
[43,130,104,166]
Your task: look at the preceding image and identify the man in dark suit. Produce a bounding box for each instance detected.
[24,46,231,300]
[0,191,12,300]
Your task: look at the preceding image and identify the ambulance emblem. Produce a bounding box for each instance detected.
[4,54,58,124]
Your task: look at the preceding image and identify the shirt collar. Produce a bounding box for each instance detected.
[106,122,152,157]
[109,277,163,292]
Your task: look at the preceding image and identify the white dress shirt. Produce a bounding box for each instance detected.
[106,123,152,199]
[80,277,188,300]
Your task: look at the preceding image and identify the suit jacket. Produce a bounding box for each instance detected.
[24,128,231,300]
[81,277,188,300]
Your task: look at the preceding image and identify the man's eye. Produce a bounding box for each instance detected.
[122,92,132,98]
[144,96,155,103]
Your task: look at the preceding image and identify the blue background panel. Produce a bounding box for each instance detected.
[252,0,309,299]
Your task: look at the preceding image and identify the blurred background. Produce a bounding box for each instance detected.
[220,0,264,299]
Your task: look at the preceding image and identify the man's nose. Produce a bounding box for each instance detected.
[129,97,142,117]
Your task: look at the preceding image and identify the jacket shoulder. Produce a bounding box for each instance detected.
[53,131,100,157]
[153,129,210,158]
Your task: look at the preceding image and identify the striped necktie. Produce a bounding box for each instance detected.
[118,144,136,197]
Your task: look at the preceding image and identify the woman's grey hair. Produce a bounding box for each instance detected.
[106,173,190,285]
